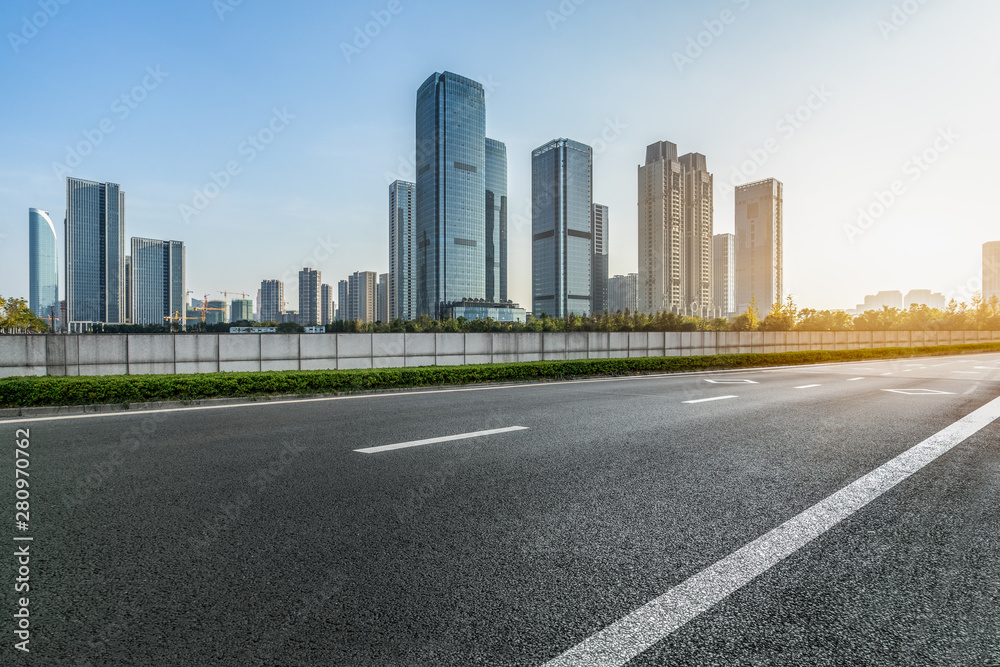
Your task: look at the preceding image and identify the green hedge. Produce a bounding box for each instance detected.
[2,342,999,409]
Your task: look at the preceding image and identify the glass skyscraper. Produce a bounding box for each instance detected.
[130,237,185,325]
[591,204,609,315]
[389,180,416,321]
[485,138,508,303]
[65,178,126,330]
[531,138,594,318]
[28,208,59,327]
[415,72,487,319]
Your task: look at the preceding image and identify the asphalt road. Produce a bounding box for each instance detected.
[3,352,1000,666]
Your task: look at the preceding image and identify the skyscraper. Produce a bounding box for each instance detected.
[415,71,487,318]
[713,233,735,318]
[337,280,349,321]
[485,138,508,303]
[349,271,377,324]
[260,279,285,322]
[609,273,638,314]
[377,273,389,323]
[531,138,594,318]
[321,283,334,325]
[637,142,714,318]
[29,208,59,328]
[298,268,322,325]
[389,180,416,321]
[591,204,609,315]
[124,255,132,325]
[65,177,126,331]
[985,241,1000,302]
[231,299,254,322]
[130,237,185,325]
[735,178,783,315]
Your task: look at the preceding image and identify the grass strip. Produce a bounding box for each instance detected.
[2,342,999,409]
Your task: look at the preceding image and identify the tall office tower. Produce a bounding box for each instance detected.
[123,256,132,324]
[231,299,254,322]
[29,208,59,328]
[130,238,185,325]
[591,204,609,315]
[321,283,334,325]
[638,141,683,315]
[260,279,285,322]
[65,178,126,331]
[256,288,262,320]
[298,268,322,325]
[337,279,349,321]
[377,273,389,323]
[713,233,735,318]
[389,180,416,321]
[415,71,487,318]
[485,138,508,302]
[609,273,639,314]
[348,271,377,324]
[985,241,1000,302]
[680,153,713,317]
[531,138,594,318]
[735,178,783,314]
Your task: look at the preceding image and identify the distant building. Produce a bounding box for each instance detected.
[337,280,349,321]
[985,242,1000,302]
[260,280,285,322]
[281,310,299,324]
[377,273,389,323]
[231,299,254,322]
[904,289,946,310]
[713,233,735,318]
[321,283,334,325]
[592,204,609,315]
[486,138,508,303]
[735,178,783,316]
[298,268,322,325]
[65,178,126,331]
[349,271,377,324]
[123,256,132,324]
[532,138,593,318]
[130,237,185,326]
[206,300,227,325]
[28,208,59,328]
[609,273,638,314]
[389,180,416,321]
[444,299,526,323]
[857,290,904,312]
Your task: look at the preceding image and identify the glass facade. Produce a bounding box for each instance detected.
[531,139,593,318]
[28,208,59,327]
[130,237,185,325]
[389,180,416,321]
[591,204,609,315]
[65,178,126,329]
[415,72,487,319]
[485,138,508,303]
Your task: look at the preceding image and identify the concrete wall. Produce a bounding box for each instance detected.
[1,331,999,378]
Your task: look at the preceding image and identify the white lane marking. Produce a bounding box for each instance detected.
[542,395,1000,667]
[974,367,1000,370]
[354,426,528,454]
[795,385,821,389]
[952,371,982,375]
[847,378,865,382]
[881,372,894,376]
[683,396,738,405]
[883,389,956,396]
[704,379,758,385]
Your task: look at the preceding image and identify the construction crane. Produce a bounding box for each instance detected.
[189,294,228,323]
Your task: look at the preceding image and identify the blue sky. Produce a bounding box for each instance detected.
[2,0,998,312]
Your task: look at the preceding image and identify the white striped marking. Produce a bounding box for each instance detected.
[682,396,738,405]
[795,385,821,389]
[847,378,865,382]
[542,395,1000,667]
[354,426,528,454]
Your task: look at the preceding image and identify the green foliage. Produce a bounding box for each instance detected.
[3,342,999,409]
[0,295,49,332]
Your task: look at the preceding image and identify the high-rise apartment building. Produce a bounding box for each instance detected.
[531,138,594,318]
[985,242,1000,302]
[486,138,508,303]
[735,178,783,315]
[321,283,334,325]
[348,271,377,324]
[231,299,254,322]
[65,178,126,331]
[638,142,715,317]
[337,280,349,321]
[591,204,609,315]
[298,268,322,325]
[609,273,638,315]
[415,72,487,319]
[29,208,59,328]
[377,273,389,323]
[713,233,735,318]
[123,255,132,324]
[260,279,285,323]
[389,180,416,321]
[130,237,185,325]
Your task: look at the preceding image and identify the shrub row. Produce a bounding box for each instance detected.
[2,343,999,409]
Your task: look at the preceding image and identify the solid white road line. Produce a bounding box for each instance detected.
[795,385,821,389]
[542,395,1000,667]
[353,426,528,454]
[847,378,865,382]
[682,396,738,405]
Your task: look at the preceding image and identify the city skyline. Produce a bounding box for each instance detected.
[2,2,998,314]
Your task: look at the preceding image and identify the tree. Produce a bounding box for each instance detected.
[759,294,796,331]
[0,295,49,332]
